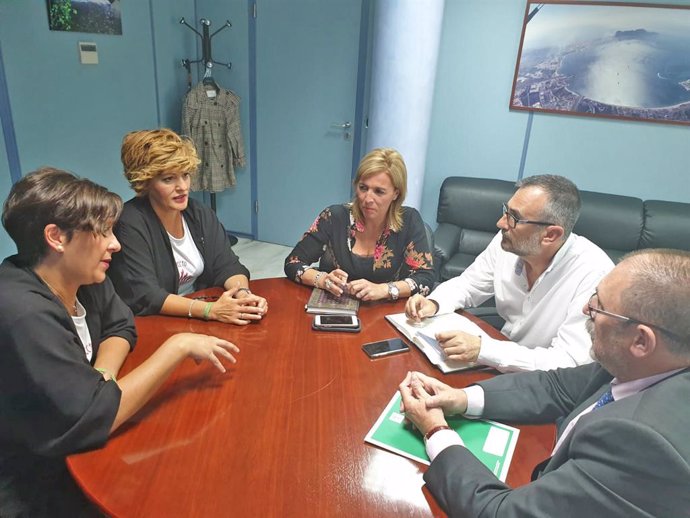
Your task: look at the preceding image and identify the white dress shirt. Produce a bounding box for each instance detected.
[429,232,613,372]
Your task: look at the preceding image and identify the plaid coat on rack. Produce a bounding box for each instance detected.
[181,82,246,192]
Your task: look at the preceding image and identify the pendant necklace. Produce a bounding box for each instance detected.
[41,277,78,316]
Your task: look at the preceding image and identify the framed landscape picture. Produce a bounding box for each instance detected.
[510,1,690,125]
[47,0,122,35]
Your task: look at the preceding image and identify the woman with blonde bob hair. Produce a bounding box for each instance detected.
[109,128,268,324]
[285,148,434,302]
[0,168,238,516]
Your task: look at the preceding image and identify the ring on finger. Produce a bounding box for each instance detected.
[325,279,332,290]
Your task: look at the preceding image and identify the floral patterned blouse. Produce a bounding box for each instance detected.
[284,204,434,296]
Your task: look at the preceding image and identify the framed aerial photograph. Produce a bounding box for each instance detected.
[47,0,122,35]
[510,1,690,125]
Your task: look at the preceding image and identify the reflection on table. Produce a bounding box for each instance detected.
[68,278,554,517]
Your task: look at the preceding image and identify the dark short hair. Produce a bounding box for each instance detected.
[2,167,123,266]
[517,174,581,238]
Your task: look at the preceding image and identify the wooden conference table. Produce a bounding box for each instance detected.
[68,278,555,517]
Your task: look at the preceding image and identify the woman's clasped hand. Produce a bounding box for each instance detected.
[205,286,268,325]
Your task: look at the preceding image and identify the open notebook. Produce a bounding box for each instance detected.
[386,312,493,373]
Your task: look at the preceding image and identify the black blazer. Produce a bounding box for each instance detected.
[109,196,249,315]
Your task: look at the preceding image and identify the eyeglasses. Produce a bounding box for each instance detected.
[501,203,555,229]
[586,291,685,342]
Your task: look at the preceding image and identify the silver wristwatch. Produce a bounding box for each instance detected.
[387,282,400,301]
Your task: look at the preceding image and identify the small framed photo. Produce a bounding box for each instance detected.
[47,0,122,35]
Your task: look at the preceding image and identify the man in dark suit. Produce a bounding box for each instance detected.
[400,248,690,518]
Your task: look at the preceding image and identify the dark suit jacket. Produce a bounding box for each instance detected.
[424,363,690,518]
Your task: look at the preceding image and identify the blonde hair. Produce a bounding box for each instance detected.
[121,129,200,195]
[351,148,407,232]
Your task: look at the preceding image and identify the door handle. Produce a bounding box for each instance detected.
[330,121,352,129]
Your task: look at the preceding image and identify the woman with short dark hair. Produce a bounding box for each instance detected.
[0,168,239,516]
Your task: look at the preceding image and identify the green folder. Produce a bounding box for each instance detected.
[365,392,519,482]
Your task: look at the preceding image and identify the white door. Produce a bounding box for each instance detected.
[256,0,363,245]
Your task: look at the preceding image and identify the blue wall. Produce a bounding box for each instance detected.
[0,1,198,186]
[193,0,252,236]
[0,110,13,258]
[421,0,690,226]
[1,0,688,252]
[0,1,157,199]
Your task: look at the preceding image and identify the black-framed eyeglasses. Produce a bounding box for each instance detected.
[586,291,685,342]
[501,203,555,229]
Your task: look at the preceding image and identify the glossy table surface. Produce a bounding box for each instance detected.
[68,278,554,517]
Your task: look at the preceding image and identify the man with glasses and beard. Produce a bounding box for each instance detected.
[399,249,690,518]
[406,174,613,372]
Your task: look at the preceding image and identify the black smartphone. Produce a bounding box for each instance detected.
[362,338,409,359]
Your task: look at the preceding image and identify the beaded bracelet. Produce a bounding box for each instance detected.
[95,367,117,383]
[203,302,213,321]
[313,271,325,289]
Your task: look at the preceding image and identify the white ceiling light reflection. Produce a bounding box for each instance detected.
[362,449,430,511]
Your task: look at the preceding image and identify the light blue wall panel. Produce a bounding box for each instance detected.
[520,0,690,203]
[524,114,690,201]
[193,0,252,236]
[0,1,162,199]
[423,0,690,228]
[151,0,200,132]
[0,0,247,235]
[0,120,15,259]
[422,0,527,226]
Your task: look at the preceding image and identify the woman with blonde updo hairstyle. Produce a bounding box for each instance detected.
[284,147,434,302]
[109,128,268,324]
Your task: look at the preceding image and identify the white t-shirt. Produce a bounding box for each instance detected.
[168,217,205,296]
[72,298,92,361]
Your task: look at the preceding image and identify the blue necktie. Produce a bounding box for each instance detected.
[593,387,614,410]
[532,386,615,481]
